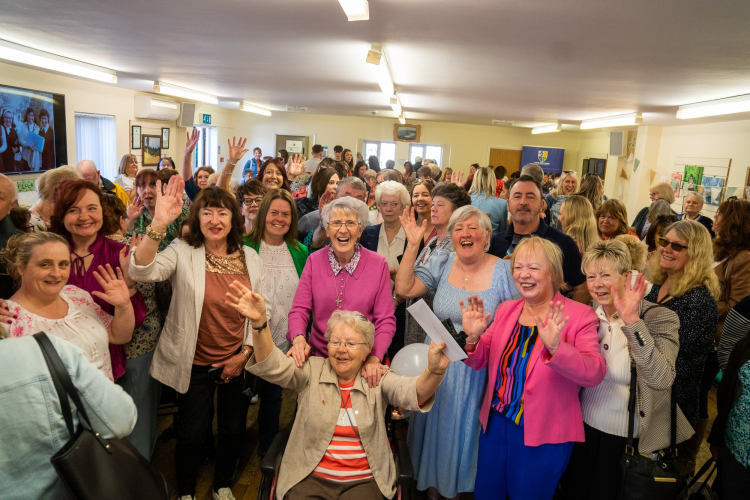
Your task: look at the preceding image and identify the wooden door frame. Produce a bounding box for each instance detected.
[486,146,522,165]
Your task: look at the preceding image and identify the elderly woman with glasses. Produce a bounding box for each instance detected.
[644,220,719,477]
[286,197,396,388]
[395,206,520,500]
[230,282,449,500]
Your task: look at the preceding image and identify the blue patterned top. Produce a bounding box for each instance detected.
[491,323,538,426]
[725,360,750,467]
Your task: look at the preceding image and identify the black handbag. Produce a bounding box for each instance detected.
[33,332,170,500]
[619,362,684,500]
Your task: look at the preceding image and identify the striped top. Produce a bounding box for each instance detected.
[719,295,750,371]
[313,381,373,482]
[491,323,538,425]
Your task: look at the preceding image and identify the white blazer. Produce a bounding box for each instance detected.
[129,238,264,393]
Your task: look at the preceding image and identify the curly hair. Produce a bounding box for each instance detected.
[431,182,471,211]
[1,231,68,284]
[184,187,245,253]
[48,179,119,238]
[713,198,750,262]
[614,234,648,271]
[646,220,720,299]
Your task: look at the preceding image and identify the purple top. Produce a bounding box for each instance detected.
[67,234,146,380]
[287,244,396,360]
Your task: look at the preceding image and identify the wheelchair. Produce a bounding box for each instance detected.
[257,405,414,500]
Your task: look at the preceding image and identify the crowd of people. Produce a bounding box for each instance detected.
[0,132,749,500]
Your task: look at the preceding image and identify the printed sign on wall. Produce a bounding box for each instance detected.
[521,146,565,174]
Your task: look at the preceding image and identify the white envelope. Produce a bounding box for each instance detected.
[406,299,468,362]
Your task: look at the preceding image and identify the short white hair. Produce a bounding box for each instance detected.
[321,197,370,228]
[325,310,375,350]
[685,192,704,207]
[446,205,493,251]
[375,180,410,207]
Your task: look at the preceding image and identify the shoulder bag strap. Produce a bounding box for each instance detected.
[626,362,637,452]
[33,333,76,437]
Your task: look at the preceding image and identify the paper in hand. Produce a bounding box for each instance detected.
[406,299,467,361]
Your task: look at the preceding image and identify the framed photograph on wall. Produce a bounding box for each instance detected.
[393,123,421,143]
[131,125,141,149]
[161,127,170,149]
[142,135,162,166]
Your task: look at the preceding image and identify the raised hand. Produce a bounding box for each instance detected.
[450,172,467,187]
[318,188,336,211]
[91,265,131,307]
[227,136,249,164]
[152,176,185,229]
[185,128,200,155]
[613,271,647,326]
[459,295,491,341]
[126,196,144,221]
[287,154,306,178]
[399,207,427,246]
[533,301,569,356]
[224,280,267,325]
[427,341,450,375]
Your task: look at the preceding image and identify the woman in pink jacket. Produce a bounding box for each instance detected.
[460,236,605,500]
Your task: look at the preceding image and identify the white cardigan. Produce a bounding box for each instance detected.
[129,238,264,393]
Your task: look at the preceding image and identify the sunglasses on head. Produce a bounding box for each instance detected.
[657,237,688,252]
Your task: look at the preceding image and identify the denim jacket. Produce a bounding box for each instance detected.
[0,335,137,500]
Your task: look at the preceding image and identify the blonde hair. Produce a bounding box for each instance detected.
[1,232,69,284]
[35,166,81,200]
[118,154,138,177]
[325,310,375,350]
[614,234,648,271]
[646,220,720,299]
[440,168,453,182]
[510,236,566,291]
[562,195,600,254]
[553,171,579,197]
[650,182,676,204]
[468,166,498,199]
[577,175,604,210]
[582,239,632,276]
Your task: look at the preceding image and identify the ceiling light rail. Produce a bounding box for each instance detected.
[531,124,562,134]
[677,94,750,119]
[153,81,218,105]
[338,0,369,21]
[0,39,117,83]
[239,102,272,116]
[580,113,642,130]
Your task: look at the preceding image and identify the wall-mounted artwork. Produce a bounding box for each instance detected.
[142,135,162,166]
[702,176,725,206]
[393,124,421,142]
[670,172,682,198]
[683,165,704,190]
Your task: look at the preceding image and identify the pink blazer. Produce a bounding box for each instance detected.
[465,293,605,446]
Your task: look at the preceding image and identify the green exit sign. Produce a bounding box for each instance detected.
[202,114,211,125]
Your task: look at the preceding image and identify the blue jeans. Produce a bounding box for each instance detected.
[475,409,574,500]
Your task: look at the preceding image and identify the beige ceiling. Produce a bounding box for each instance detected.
[2,0,750,129]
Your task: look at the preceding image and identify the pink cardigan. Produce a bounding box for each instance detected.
[465,293,605,446]
[287,245,396,360]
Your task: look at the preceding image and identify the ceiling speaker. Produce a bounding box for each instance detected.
[609,130,626,157]
[178,102,197,128]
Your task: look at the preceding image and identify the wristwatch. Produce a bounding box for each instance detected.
[145,224,166,242]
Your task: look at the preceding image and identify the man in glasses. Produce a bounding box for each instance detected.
[680,193,715,238]
[488,175,589,303]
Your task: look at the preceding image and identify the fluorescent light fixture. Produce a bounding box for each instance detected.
[580,112,642,130]
[239,102,272,116]
[153,81,218,105]
[531,124,562,134]
[390,95,402,115]
[398,114,405,125]
[338,0,369,21]
[366,46,394,98]
[677,94,750,119]
[0,39,117,83]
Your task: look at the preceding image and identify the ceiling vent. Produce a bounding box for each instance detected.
[287,106,308,112]
[492,119,514,126]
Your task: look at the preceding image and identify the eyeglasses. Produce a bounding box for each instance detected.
[328,220,360,231]
[657,237,688,252]
[328,340,367,350]
[243,197,263,207]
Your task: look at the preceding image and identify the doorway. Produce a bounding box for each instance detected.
[276,134,314,158]
[489,148,522,176]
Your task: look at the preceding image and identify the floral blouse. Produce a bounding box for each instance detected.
[6,286,115,381]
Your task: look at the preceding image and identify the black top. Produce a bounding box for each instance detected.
[680,213,715,238]
[488,218,585,288]
[645,283,718,424]
[0,215,23,299]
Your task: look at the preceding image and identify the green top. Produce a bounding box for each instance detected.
[126,206,190,252]
[243,235,308,278]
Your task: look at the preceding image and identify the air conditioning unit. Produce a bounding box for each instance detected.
[609,130,626,157]
[178,102,197,127]
[134,96,181,121]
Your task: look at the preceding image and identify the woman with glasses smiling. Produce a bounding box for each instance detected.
[234,180,268,235]
[287,197,396,389]
[644,219,719,478]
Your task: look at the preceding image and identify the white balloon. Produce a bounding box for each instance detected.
[391,343,429,377]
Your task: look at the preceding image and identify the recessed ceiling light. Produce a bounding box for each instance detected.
[239,102,271,116]
[676,94,750,119]
[338,0,369,21]
[580,113,642,130]
[0,39,117,83]
[531,124,562,134]
[153,81,218,104]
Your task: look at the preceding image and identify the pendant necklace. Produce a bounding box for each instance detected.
[456,256,484,290]
[333,272,351,308]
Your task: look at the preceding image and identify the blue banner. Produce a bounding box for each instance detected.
[521,146,565,174]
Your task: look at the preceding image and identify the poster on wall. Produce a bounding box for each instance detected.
[670,172,682,198]
[701,176,725,206]
[520,146,565,173]
[682,165,704,190]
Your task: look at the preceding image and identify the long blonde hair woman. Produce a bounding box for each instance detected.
[547,170,579,230]
[577,175,604,211]
[468,166,508,235]
[559,195,599,254]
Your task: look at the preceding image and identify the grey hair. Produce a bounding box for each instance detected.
[684,192,704,207]
[321,197,370,228]
[446,205,493,251]
[581,239,632,276]
[325,310,375,350]
[385,159,395,169]
[647,198,672,223]
[336,176,367,194]
[36,166,81,200]
[375,180,410,208]
[521,163,544,185]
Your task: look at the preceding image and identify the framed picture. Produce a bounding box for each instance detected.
[393,123,421,143]
[142,135,162,166]
[161,127,170,149]
[131,125,141,149]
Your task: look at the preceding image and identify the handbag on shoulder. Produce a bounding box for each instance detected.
[33,332,170,500]
[619,362,684,500]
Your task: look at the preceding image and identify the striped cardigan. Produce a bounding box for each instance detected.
[718,295,750,371]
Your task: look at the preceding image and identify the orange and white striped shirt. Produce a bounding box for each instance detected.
[313,381,373,482]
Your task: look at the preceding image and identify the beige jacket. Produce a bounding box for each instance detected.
[247,347,433,499]
[129,238,264,393]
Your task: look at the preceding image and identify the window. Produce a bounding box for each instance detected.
[75,113,117,179]
[409,144,443,167]
[363,140,396,169]
[193,126,218,170]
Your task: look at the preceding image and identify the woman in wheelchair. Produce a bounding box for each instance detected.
[225,280,450,500]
